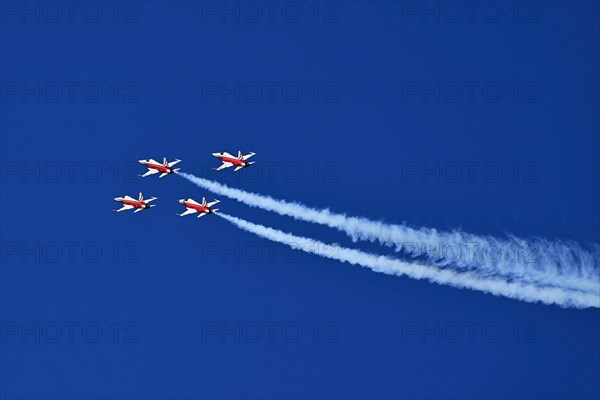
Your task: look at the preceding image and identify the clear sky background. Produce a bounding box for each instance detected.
[1,1,599,399]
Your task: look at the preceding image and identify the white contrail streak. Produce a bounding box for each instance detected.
[216,212,599,309]
[179,172,600,296]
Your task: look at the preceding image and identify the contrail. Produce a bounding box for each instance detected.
[179,172,600,296]
[216,212,599,309]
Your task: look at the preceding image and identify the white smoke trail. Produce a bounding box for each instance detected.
[216,212,600,309]
[179,172,600,295]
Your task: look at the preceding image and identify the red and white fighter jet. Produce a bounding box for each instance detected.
[113,192,157,213]
[177,197,220,218]
[139,157,182,178]
[212,151,256,171]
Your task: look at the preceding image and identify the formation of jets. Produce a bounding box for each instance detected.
[114,150,255,218]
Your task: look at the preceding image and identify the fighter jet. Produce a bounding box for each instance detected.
[177,197,220,218]
[212,151,256,171]
[113,192,157,213]
[139,157,181,178]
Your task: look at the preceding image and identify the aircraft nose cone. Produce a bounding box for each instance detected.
[178,199,184,204]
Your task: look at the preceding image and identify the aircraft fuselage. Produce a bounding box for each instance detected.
[182,202,213,213]
[119,199,147,209]
[144,162,173,174]
[218,156,249,167]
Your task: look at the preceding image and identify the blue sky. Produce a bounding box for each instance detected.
[1,1,599,399]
